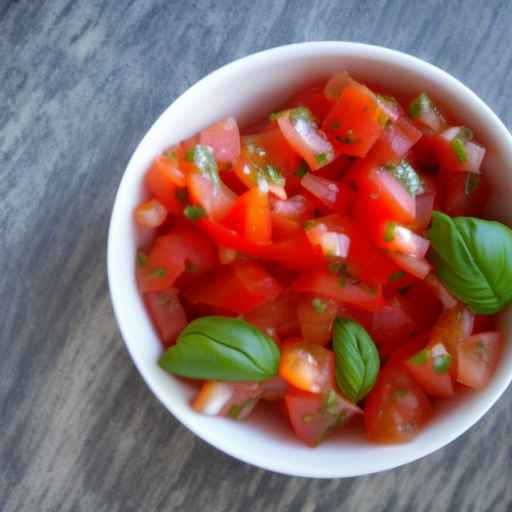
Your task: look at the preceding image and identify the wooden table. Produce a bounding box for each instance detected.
[2,1,512,510]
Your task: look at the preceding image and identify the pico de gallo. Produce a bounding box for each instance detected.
[134,71,512,446]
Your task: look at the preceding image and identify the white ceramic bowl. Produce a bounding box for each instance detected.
[108,42,512,478]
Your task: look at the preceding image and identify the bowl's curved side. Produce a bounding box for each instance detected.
[107,41,512,478]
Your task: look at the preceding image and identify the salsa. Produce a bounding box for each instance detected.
[134,71,512,446]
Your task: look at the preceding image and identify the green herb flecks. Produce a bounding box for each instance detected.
[295,161,308,177]
[464,173,480,196]
[451,138,468,163]
[175,188,188,204]
[384,222,396,242]
[183,205,207,221]
[151,267,167,278]
[192,144,220,184]
[289,107,314,124]
[384,161,424,196]
[136,251,148,268]
[312,297,327,313]
[315,153,328,165]
[389,271,405,282]
[410,350,428,365]
[433,354,452,374]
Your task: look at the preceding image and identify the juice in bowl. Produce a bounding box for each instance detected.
[108,42,512,477]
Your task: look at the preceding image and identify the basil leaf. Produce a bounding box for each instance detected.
[159,316,280,381]
[428,211,512,314]
[332,318,380,402]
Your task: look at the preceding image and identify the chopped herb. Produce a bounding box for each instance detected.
[314,153,328,165]
[408,92,437,119]
[136,251,148,267]
[312,297,327,313]
[384,222,396,242]
[183,205,206,221]
[384,161,424,196]
[303,414,314,423]
[410,350,428,365]
[269,111,283,122]
[263,164,285,185]
[393,388,409,398]
[228,404,242,418]
[389,271,405,282]
[294,161,308,177]
[321,389,338,415]
[157,294,172,305]
[457,127,474,143]
[338,272,346,288]
[304,219,317,229]
[164,150,177,159]
[185,148,195,161]
[185,260,198,273]
[193,144,220,184]
[336,129,357,145]
[377,93,398,105]
[451,137,468,163]
[151,267,167,278]
[464,173,480,196]
[175,188,188,204]
[433,354,452,374]
[289,107,314,124]
[328,261,347,274]
[476,341,490,363]
[330,120,341,130]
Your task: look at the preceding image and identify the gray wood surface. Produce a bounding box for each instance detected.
[2,1,512,510]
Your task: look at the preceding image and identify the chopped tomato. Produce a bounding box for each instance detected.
[271,194,317,220]
[397,279,443,331]
[277,108,335,170]
[265,233,326,271]
[322,82,386,157]
[292,268,383,312]
[199,116,241,163]
[424,274,458,309]
[374,222,430,258]
[244,291,301,339]
[457,332,503,389]
[145,154,185,212]
[404,343,454,397]
[386,252,432,280]
[185,260,282,315]
[428,303,475,375]
[285,388,361,446]
[414,190,435,230]
[134,198,168,228]
[387,334,428,366]
[279,343,335,393]
[305,221,350,259]
[301,173,355,214]
[364,365,432,443]
[193,381,261,419]
[285,83,334,122]
[144,290,187,346]
[324,70,354,101]
[313,155,352,180]
[223,187,272,244]
[439,127,486,174]
[437,171,487,217]
[297,295,338,346]
[260,377,289,401]
[137,223,217,293]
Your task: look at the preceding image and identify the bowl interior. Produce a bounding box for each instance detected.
[108,43,512,477]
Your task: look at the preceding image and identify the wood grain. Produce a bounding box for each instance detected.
[2,1,512,510]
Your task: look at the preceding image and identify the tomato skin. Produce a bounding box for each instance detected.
[279,343,335,393]
[301,173,355,214]
[277,110,335,170]
[223,188,272,244]
[145,290,187,346]
[457,332,503,389]
[387,334,428,366]
[265,233,326,271]
[138,224,217,293]
[199,116,241,163]
[404,343,454,397]
[185,260,282,315]
[134,199,168,228]
[322,83,385,157]
[364,365,433,443]
[292,269,383,312]
[286,83,334,123]
[285,388,361,446]
[297,295,338,346]
[145,155,185,213]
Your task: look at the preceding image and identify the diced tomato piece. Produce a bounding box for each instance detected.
[265,233,326,271]
[374,222,430,258]
[199,116,241,163]
[193,381,261,419]
[404,343,454,397]
[428,303,475,375]
[144,289,187,346]
[439,127,485,174]
[473,314,496,332]
[364,365,432,443]
[279,343,335,393]
[223,187,272,244]
[424,273,458,309]
[292,269,383,312]
[244,292,301,339]
[217,246,237,265]
[286,83,334,122]
[137,223,217,293]
[297,295,338,346]
[260,377,289,401]
[356,164,416,224]
[386,252,431,280]
[186,172,237,221]
[313,155,352,180]
[387,334,428,366]
[322,83,386,157]
[324,71,354,101]
[305,221,350,259]
[145,154,185,212]
[457,332,503,389]
[414,191,435,230]
[375,94,404,122]
[277,108,335,170]
[134,198,168,228]
[397,280,443,331]
[368,116,422,163]
[185,260,282,315]
[408,93,446,132]
[285,388,361,446]
[437,171,487,217]
[271,214,302,240]
[301,173,355,214]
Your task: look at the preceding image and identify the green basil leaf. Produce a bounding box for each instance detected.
[159,316,280,381]
[428,211,512,314]
[332,318,380,402]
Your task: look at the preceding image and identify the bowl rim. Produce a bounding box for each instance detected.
[107,41,512,478]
